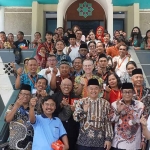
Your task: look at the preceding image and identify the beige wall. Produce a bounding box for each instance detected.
[4,8,32,41]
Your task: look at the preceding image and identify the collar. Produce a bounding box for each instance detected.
[89,97,99,103]
[121,99,135,106]
[41,113,56,120]
[28,72,37,78]
[56,52,64,56]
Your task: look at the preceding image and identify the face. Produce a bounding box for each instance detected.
[59,64,70,76]
[75,31,82,40]
[0,33,6,41]
[57,28,63,35]
[60,79,72,95]
[114,31,120,38]
[73,58,82,71]
[42,99,56,116]
[122,89,133,102]
[24,59,29,67]
[27,60,38,73]
[73,26,79,33]
[34,33,41,40]
[126,64,136,75]
[133,28,139,33]
[119,45,127,57]
[17,32,23,40]
[69,38,76,45]
[35,79,47,92]
[7,34,14,41]
[39,47,46,55]
[56,41,65,51]
[97,28,103,35]
[47,56,57,68]
[147,31,150,38]
[89,32,95,40]
[99,58,108,68]
[96,42,104,53]
[79,48,88,56]
[108,74,118,88]
[104,34,110,42]
[87,85,100,99]
[53,34,59,41]
[132,74,144,87]
[88,43,96,51]
[19,90,31,103]
[83,60,94,74]
[45,34,52,41]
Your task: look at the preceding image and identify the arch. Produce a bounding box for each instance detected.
[57,0,113,38]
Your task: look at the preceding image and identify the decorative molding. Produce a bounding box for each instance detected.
[5,12,32,13]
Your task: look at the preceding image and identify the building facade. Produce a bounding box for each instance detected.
[0,0,150,41]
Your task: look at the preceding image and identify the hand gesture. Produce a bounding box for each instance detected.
[45,68,51,75]
[40,90,47,97]
[10,62,16,70]
[80,77,85,86]
[15,98,23,108]
[61,97,69,106]
[140,141,146,150]
[83,101,89,112]
[52,67,58,75]
[104,141,111,150]
[116,100,126,113]
[140,115,147,127]
[67,47,72,54]
[105,85,111,92]
[30,97,37,108]
[17,67,23,76]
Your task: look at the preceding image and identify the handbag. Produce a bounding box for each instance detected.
[51,140,64,150]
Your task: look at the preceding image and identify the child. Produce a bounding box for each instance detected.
[29,95,69,150]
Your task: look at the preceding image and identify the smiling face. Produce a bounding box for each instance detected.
[132,74,144,87]
[27,59,38,74]
[19,90,31,104]
[96,42,105,54]
[98,57,108,68]
[40,47,46,55]
[35,78,47,92]
[55,41,65,51]
[60,79,72,95]
[108,74,118,88]
[126,64,136,75]
[88,42,96,51]
[87,85,100,100]
[42,99,56,116]
[73,58,83,71]
[59,64,70,77]
[119,45,127,58]
[47,56,57,68]
[83,60,94,74]
[89,32,95,40]
[122,89,133,102]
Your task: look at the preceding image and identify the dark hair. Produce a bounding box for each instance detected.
[130,27,143,47]
[45,31,53,36]
[36,77,48,86]
[72,25,80,31]
[47,54,56,59]
[73,57,83,64]
[115,36,125,43]
[104,33,111,38]
[106,72,122,89]
[55,40,65,45]
[75,29,83,33]
[0,31,6,34]
[34,32,41,36]
[18,31,24,36]
[57,27,64,31]
[8,33,14,36]
[144,30,150,44]
[114,30,120,36]
[41,95,55,105]
[88,41,96,47]
[53,33,59,36]
[126,61,137,69]
[118,42,128,51]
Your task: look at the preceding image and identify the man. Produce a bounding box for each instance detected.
[72,57,84,77]
[0,31,6,49]
[53,78,79,150]
[110,82,146,150]
[65,34,79,61]
[5,84,33,150]
[29,95,69,150]
[15,58,49,94]
[75,29,86,46]
[50,60,74,93]
[74,59,103,98]
[78,43,88,60]
[73,78,113,150]
[14,31,29,49]
[132,68,150,115]
[113,43,132,77]
[55,40,72,65]
[38,55,60,86]
[57,27,64,40]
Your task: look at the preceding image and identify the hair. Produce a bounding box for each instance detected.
[75,29,83,33]
[126,61,137,69]
[45,31,53,36]
[106,72,122,89]
[72,25,80,31]
[55,40,65,45]
[104,33,111,38]
[130,27,143,47]
[88,41,96,47]
[36,77,48,86]
[144,30,150,44]
[118,42,128,51]
[73,57,83,64]
[41,95,55,105]
[18,31,24,36]
[53,33,59,36]
[34,32,41,36]
[47,54,56,59]
[83,59,94,65]
[0,31,6,34]
[28,57,37,62]
[114,30,120,36]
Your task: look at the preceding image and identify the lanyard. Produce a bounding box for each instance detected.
[28,74,38,85]
[134,87,143,101]
[117,56,127,68]
[111,89,121,99]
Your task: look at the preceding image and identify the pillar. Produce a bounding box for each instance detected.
[0,7,4,31]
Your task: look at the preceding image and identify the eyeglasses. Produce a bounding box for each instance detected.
[20,92,30,97]
[47,59,56,62]
[122,91,133,95]
[83,64,93,68]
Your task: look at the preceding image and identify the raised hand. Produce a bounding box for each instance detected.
[67,47,72,54]
[116,100,126,113]
[17,67,23,76]
[40,90,47,97]
[80,77,85,86]
[140,115,147,127]
[15,98,23,108]
[61,97,69,106]
[30,97,37,108]
[104,141,111,150]
[53,67,58,75]
[45,68,51,75]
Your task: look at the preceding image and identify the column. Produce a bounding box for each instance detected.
[0,7,4,31]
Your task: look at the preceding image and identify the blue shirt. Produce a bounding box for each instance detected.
[32,114,67,150]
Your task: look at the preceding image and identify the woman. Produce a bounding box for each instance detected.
[104,72,122,104]
[144,29,150,50]
[5,33,15,49]
[120,61,137,83]
[87,30,100,45]
[103,33,113,49]
[34,44,47,69]
[96,26,104,43]
[129,26,144,50]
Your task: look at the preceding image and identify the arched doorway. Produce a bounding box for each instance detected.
[57,0,113,38]
[65,0,106,36]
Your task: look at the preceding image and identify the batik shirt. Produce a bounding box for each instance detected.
[133,86,150,115]
[73,97,113,147]
[109,99,145,150]
[6,104,34,150]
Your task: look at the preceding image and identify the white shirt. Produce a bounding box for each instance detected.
[38,67,60,84]
[113,56,133,77]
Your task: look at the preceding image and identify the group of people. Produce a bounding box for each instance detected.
[3,25,150,150]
